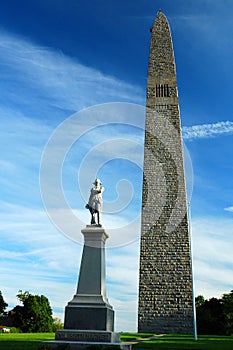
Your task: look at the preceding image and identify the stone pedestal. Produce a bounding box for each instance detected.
[62,226,114,333]
[52,226,120,347]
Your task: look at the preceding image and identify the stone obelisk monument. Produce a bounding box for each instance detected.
[138,11,194,333]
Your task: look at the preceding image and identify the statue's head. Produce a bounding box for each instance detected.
[93,178,102,186]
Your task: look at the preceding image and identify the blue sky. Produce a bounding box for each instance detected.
[0,0,233,332]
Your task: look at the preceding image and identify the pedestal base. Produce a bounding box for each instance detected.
[55,329,120,342]
[42,340,131,350]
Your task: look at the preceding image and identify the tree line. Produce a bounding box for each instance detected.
[1,289,233,334]
[195,290,233,335]
[0,290,63,332]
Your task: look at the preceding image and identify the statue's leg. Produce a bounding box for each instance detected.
[90,208,96,224]
[93,210,98,225]
[97,211,100,225]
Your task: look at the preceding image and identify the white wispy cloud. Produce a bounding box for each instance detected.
[182,121,233,140]
[106,241,140,331]
[175,5,233,54]
[0,30,144,112]
[191,216,233,298]
[224,206,233,212]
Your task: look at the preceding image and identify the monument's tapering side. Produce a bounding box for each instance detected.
[138,12,194,333]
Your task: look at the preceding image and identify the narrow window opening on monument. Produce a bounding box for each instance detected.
[161,84,164,97]
[156,84,169,97]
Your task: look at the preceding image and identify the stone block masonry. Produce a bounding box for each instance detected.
[138,11,194,334]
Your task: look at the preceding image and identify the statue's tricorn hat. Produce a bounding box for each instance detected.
[93,178,102,185]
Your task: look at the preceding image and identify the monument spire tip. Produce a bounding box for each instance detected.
[157,8,166,17]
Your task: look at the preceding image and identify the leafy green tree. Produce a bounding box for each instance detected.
[52,317,64,332]
[221,290,233,335]
[0,291,8,321]
[195,295,205,308]
[0,291,8,313]
[196,296,225,334]
[196,291,233,335]
[13,290,53,332]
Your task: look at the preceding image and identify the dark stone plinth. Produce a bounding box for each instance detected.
[55,330,120,342]
[64,305,114,331]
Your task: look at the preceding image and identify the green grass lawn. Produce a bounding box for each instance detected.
[0,333,233,350]
[121,333,233,350]
[0,333,54,350]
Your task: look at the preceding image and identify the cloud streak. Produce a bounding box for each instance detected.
[224,206,233,212]
[182,121,233,140]
[0,30,144,113]
[191,216,233,298]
